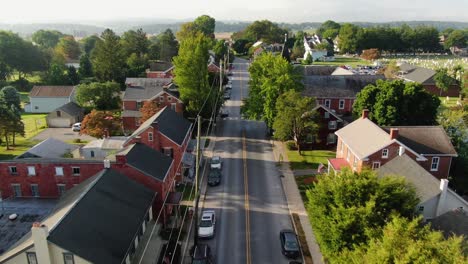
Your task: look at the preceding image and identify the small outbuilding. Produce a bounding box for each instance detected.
[46,102,84,128]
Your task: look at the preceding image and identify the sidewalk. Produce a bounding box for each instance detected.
[272,140,324,264]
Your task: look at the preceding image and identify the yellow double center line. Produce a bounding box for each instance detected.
[242,130,251,264]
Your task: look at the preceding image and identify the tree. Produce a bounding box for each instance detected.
[193,15,216,37]
[236,20,287,43]
[232,39,250,55]
[383,60,400,78]
[31,30,63,48]
[55,36,81,60]
[339,216,467,263]
[80,110,121,138]
[81,35,100,55]
[444,30,467,49]
[316,20,341,37]
[140,100,162,123]
[353,80,440,126]
[290,38,305,61]
[306,169,419,261]
[66,66,80,85]
[360,48,381,61]
[176,22,199,42]
[91,29,126,83]
[121,28,150,57]
[44,63,68,85]
[338,23,361,54]
[434,68,455,96]
[0,86,24,148]
[78,54,93,78]
[0,86,21,110]
[438,108,468,150]
[173,32,211,117]
[302,52,313,65]
[273,90,318,153]
[213,40,227,62]
[242,53,303,128]
[126,53,148,77]
[75,82,121,110]
[152,29,178,62]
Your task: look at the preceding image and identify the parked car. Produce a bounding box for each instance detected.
[280,229,300,259]
[223,91,231,100]
[198,210,216,238]
[208,169,221,186]
[72,122,81,132]
[191,244,213,264]
[220,109,229,118]
[225,84,232,89]
[210,156,222,169]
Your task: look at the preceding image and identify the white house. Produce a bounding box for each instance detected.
[25,86,76,113]
[303,35,334,62]
[76,137,128,159]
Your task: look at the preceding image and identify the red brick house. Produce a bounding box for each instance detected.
[123,78,183,132]
[328,110,457,179]
[208,61,221,73]
[398,63,460,97]
[303,75,385,115]
[146,61,174,78]
[306,104,348,149]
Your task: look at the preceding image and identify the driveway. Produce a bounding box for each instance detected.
[32,128,96,142]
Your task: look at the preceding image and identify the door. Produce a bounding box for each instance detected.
[48,118,71,128]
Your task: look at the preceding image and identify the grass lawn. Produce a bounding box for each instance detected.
[0,113,47,160]
[286,149,335,170]
[439,97,461,108]
[313,56,372,67]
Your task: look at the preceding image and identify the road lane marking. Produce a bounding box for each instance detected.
[242,130,252,264]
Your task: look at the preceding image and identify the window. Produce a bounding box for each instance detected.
[327,133,336,144]
[328,121,337,130]
[431,157,440,171]
[168,96,172,102]
[346,149,351,162]
[12,184,21,197]
[163,147,173,158]
[56,111,62,117]
[171,103,177,111]
[324,99,331,108]
[55,167,64,176]
[324,112,330,119]
[72,167,80,176]
[63,253,75,264]
[9,166,17,175]
[30,184,39,197]
[90,151,95,158]
[353,158,358,169]
[136,101,142,109]
[418,206,425,212]
[148,132,153,141]
[135,118,141,126]
[26,252,38,264]
[339,99,345,110]
[382,149,389,158]
[34,106,38,110]
[57,184,66,196]
[159,96,165,102]
[27,166,36,176]
[372,162,381,169]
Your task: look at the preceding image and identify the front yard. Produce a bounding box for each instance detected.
[286,149,335,170]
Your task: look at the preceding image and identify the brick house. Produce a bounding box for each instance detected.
[123,78,183,132]
[303,75,385,115]
[146,61,174,78]
[208,61,221,73]
[328,110,457,179]
[398,63,460,97]
[306,104,348,149]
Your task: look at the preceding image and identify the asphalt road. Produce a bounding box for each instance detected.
[202,57,294,264]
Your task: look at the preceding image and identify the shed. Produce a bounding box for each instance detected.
[46,102,84,128]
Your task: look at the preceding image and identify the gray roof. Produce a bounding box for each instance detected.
[302,75,385,98]
[131,107,192,146]
[83,137,128,150]
[149,61,174,72]
[123,143,173,182]
[402,66,436,84]
[122,110,142,118]
[123,78,172,101]
[428,209,468,238]
[16,138,79,159]
[54,102,83,116]
[382,126,457,156]
[298,65,338,76]
[47,169,155,264]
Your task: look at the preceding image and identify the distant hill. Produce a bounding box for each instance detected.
[0,20,466,38]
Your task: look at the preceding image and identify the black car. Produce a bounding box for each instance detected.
[280,229,300,259]
[220,109,229,118]
[191,244,213,264]
[208,169,221,186]
[223,91,231,100]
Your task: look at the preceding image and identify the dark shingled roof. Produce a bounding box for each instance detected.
[297,65,337,76]
[428,209,468,238]
[149,61,174,72]
[302,75,385,98]
[131,106,192,146]
[124,78,173,101]
[402,66,436,84]
[54,102,83,116]
[124,143,174,181]
[382,126,457,155]
[47,169,155,264]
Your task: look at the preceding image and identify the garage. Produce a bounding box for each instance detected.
[48,118,72,128]
[46,102,84,128]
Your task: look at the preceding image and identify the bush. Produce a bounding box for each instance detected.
[73,138,81,143]
[285,140,297,150]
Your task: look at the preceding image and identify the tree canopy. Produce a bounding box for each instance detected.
[353,80,440,126]
[91,29,126,83]
[149,29,178,62]
[75,82,121,110]
[233,20,287,44]
[55,35,81,60]
[31,30,64,48]
[80,110,121,138]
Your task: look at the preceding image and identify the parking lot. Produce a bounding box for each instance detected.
[32,128,96,142]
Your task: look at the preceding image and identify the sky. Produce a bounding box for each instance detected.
[0,0,467,24]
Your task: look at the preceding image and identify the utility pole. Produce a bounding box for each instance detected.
[193,115,202,248]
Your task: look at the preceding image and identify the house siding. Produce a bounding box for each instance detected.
[316,98,354,115]
[423,84,460,97]
[46,110,82,128]
[30,97,73,113]
[306,107,344,149]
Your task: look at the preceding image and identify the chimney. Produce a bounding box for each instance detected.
[103,159,111,169]
[361,109,369,119]
[390,128,399,140]
[104,128,110,138]
[134,136,141,143]
[436,179,449,216]
[32,223,52,264]
[398,146,405,156]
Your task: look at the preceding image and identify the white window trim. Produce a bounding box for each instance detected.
[27,166,36,176]
[30,184,39,197]
[346,149,351,162]
[339,99,345,110]
[328,121,337,130]
[57,184,66,195]
[9,166,17,175]
[72,167,80,176]
[148,132,153,141]
[324,111,330,119]
[171,103,177,110]
[26,252,38,264]
[12,184,21,197]
[372,162,381,169]
[55,167,64,176]
[382,149,389,159]
[431,157,440,171]
[324,99,331,108]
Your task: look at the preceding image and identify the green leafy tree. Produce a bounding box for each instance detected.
[306,169,419,261]
[66,66,80,85]
[236,20,288,43]
[75,82,121,110]
[353,80,440,126]
[31,30,63,48]
[444,30,467,49]
[126,53,148,77]
[273,90,318,153]
[91,29,126,83]
[44,63,68,85]
[302,52,313,65]
[316,20,341,37]
[55,35,81,60]
[438,108,468,150]
[81,35,101,55]
[121,28,150,56]
[0,87,24,148]
[434,68,455,96]
[242,52,303,128]
[176,22,199,42]
[232,39,250,55]
[78,54,93,78]
[193,15,216,37]
[338,216,467,263]
[291,38,305,61]
[151,29,178,62]
[173,32,211,117]
[338,23,361,53]
[0,86,21,110]
[213,40,227,62]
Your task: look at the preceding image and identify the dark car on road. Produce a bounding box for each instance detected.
[208,169,221,186]
[280,229,300,259]
[191,244,213,264]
